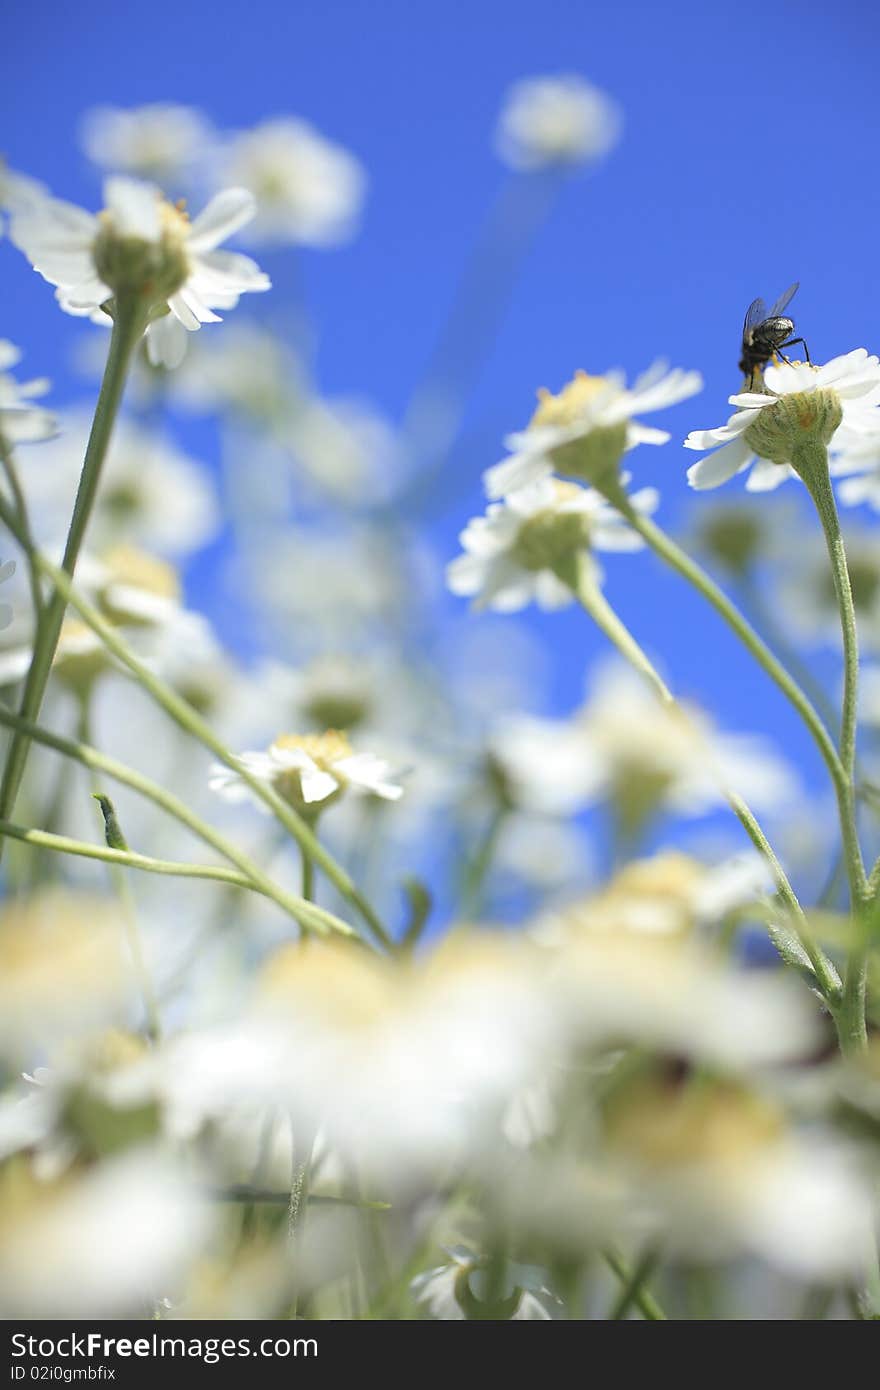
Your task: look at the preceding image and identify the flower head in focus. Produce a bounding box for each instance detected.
[495,74,622,170]
[447,476,657,612]
[685,350,880,492]
[221,118,366,246]
[209,730,404,817]
[484,365,702,500]
[79,104,215,185]
[9,177,270,368]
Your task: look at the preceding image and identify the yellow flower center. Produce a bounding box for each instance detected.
[272,729,353,764]
[529,370,610,430]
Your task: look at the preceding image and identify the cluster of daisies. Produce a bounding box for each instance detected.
[448,350,880,614]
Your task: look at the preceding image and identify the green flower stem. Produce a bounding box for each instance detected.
[603,1248,666,1321]
[609,1246,662,1321]
[0,817,352,937]
[0,433,44,622]
[0,705,353,940]
[791,443,869,1053]
[563,544,842,1012]
[793,445,860,788]
[604,489,867,909]
[728,791,842,1011]
[16,543,391,950]
[0,301,148,839]
[563,550,673,704]
[301,846,315,903]
[460,802,508,917]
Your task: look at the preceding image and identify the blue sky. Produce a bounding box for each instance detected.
[2,0,879,806]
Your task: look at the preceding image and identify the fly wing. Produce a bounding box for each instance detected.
[743,296,767,338]
[769,282,799,317]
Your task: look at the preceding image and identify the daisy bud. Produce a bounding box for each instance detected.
[742,388,843,472]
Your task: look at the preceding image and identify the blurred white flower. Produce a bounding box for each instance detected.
[0,1150,212,1318]
[447,476,656,613]
[288,395,405,505]
[222,118,365,246]
[485,365,702,500]
[603,1080,874,1277]
[9,177,270,368]
[534,850,768,941]
[170,319,306,421]
[0,341,55,445]
[209,730,403,813]
[0,891,129,1054]
[23,410,219,557]
[489,660,795,819]
[831,429,880,509]
[495,74,622,170]
[412,1249,555,1319]
[685,350,880,491]
[774,523,880,652]
[79,103,215,184]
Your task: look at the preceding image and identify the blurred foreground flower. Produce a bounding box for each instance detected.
[495,74,622,170]
[9,176,270,367]
[0,1150,212,1318]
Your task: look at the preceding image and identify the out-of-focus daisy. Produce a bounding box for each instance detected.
[489,660,795,822]
[0,1150,212,1318]
[79,103,215,184]
[831,430,880,509]
[9,176,270,369]
[447,477,656,613]
[170,320,306,423]
[222,117,365,246]
[602,1078,874,1278]
[534,850,768,941]
[494,74,622,170]
[484,365,702,500]
[209,730,403,816]
[412,1248,556,1319]
[0,341,55,446]
[774,523,880,652]
[24,410,219,556]
[685,350,880,491]
[0,162,47,216]
[0,891,129,1054]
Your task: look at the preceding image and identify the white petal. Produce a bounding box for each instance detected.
[186,189,256,252]
[145,314,189,370]
[335,753,403,801]
[686,436,752,490]
[483,450,550,499]
[745,458,796,492]
[103,177,161,240]
[300,765,339,803]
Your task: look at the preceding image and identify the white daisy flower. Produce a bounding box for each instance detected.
[9,177,270,369]
[79,103,215,184]
[489,660,795,819]
[412,1249,555,1319]
[830,428,880,509]
[447,476,657,613]
[221,118,366,246]
[495,74,622,170]
[685,350,880,492]
[484,365,702,500]
[0,341,55,446]
[209,730,403,815]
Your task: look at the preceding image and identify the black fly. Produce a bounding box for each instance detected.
[739,283,811,388]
